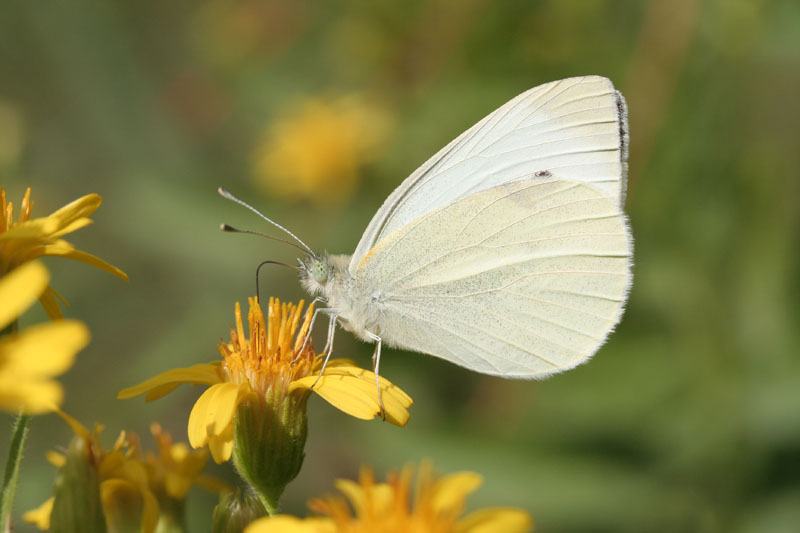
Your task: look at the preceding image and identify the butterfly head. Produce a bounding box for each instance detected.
[300,254,331,295]
[310,258,330,285]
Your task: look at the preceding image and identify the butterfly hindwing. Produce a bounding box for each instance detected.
[353,178,632,377]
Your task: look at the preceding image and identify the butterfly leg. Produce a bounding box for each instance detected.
[310,310,340,388]
[365,331,386,421]
[293,297,330,363]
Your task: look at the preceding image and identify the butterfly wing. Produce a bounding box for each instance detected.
[349,75,629,275]
[353,178,632,377]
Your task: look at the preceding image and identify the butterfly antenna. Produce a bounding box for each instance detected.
[255,260,299,303]
[220,224,311,256]
[218,187,317,259]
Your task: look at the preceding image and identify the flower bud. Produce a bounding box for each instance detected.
[49,437,107,533]
[212,489,267,533]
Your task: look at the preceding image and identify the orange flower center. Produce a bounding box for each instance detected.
[218,297,317,399]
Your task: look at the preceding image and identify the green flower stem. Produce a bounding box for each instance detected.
[0,413,30,533]
[0,319,23,533]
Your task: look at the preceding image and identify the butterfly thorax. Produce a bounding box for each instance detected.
[300,253,382,342]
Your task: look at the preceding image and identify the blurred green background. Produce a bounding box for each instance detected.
[2,0,799,531]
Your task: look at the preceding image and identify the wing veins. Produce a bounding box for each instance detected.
[484,142,620,161]
[462,80,566,158]
[388,230,626,289]
[544,289,624,302]
[384,303,506,372]
[386,300,564,368]
[549,91,614,110]
[454,292,605,342]
[456,181,580,240]
[395,269,626,295]
[512,78,583,132]
[506,290,613,321]
[476,117,618,155]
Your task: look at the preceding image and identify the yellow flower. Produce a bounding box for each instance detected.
[134,422,229,501]
[0,261,89,413]
[253,95,392,206]
[126,423,229,531]
[245,462,534,533]
[0,187,128,318]
[24,411,160,533]
[119,297,412,464]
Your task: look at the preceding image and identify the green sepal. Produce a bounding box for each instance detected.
[50,437,107,533]
[231,392,310,514]
[211,489,266,533]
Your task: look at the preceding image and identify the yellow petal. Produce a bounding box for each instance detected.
[137,484,160,533]
[187,384,220,448]
[205,381,250,436]
[46,451,66,467]
[207,424,235,463]
[0,320,89,376]
[455,508,534,533]
[38,286,65,320]
[431,472,483,513]
[37,246,128,281]
[0,261,49,328]
[338,376,412,427]
[245,516,336,533]
[0,378,63,414]
[54,408,91,440]
[333,479,368,515]
[117,363,222,400]
[322,365,413,406]
[187,382,249,459]
[100,477,160,533]
[0,218,60,240]
[100,478,137,506]
[292,374,379,421]
[164,471,192,500]
[114,457,150,488]
[142,383,181,402]
[292,369,412,426]
[23,497,54,530]
[50,217,93,238]
[49,193,102,227]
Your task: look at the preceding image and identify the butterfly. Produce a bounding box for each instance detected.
[222,75,632,394]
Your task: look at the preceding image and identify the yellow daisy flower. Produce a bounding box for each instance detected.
[0,187,128,319]
[119,297,412,513]
[124,423,229,531]
[0,261,89,413]
[245,462,534,533]
[24,411,160,533]
[134,422,230,502]
[253,95,392,206]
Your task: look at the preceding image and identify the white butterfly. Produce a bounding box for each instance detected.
[222,75,632,387]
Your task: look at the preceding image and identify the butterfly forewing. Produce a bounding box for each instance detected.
[349,76,628,275]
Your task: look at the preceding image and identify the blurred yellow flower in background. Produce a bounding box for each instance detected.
[0,187,128,318]
[133,422,229,502]
[0,261,89,413]
[24,411,160,533]
[24,416,224,532]
[253,95,393,206]
[245,462,534,533]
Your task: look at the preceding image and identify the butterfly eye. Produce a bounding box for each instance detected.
[310,260,330,284]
